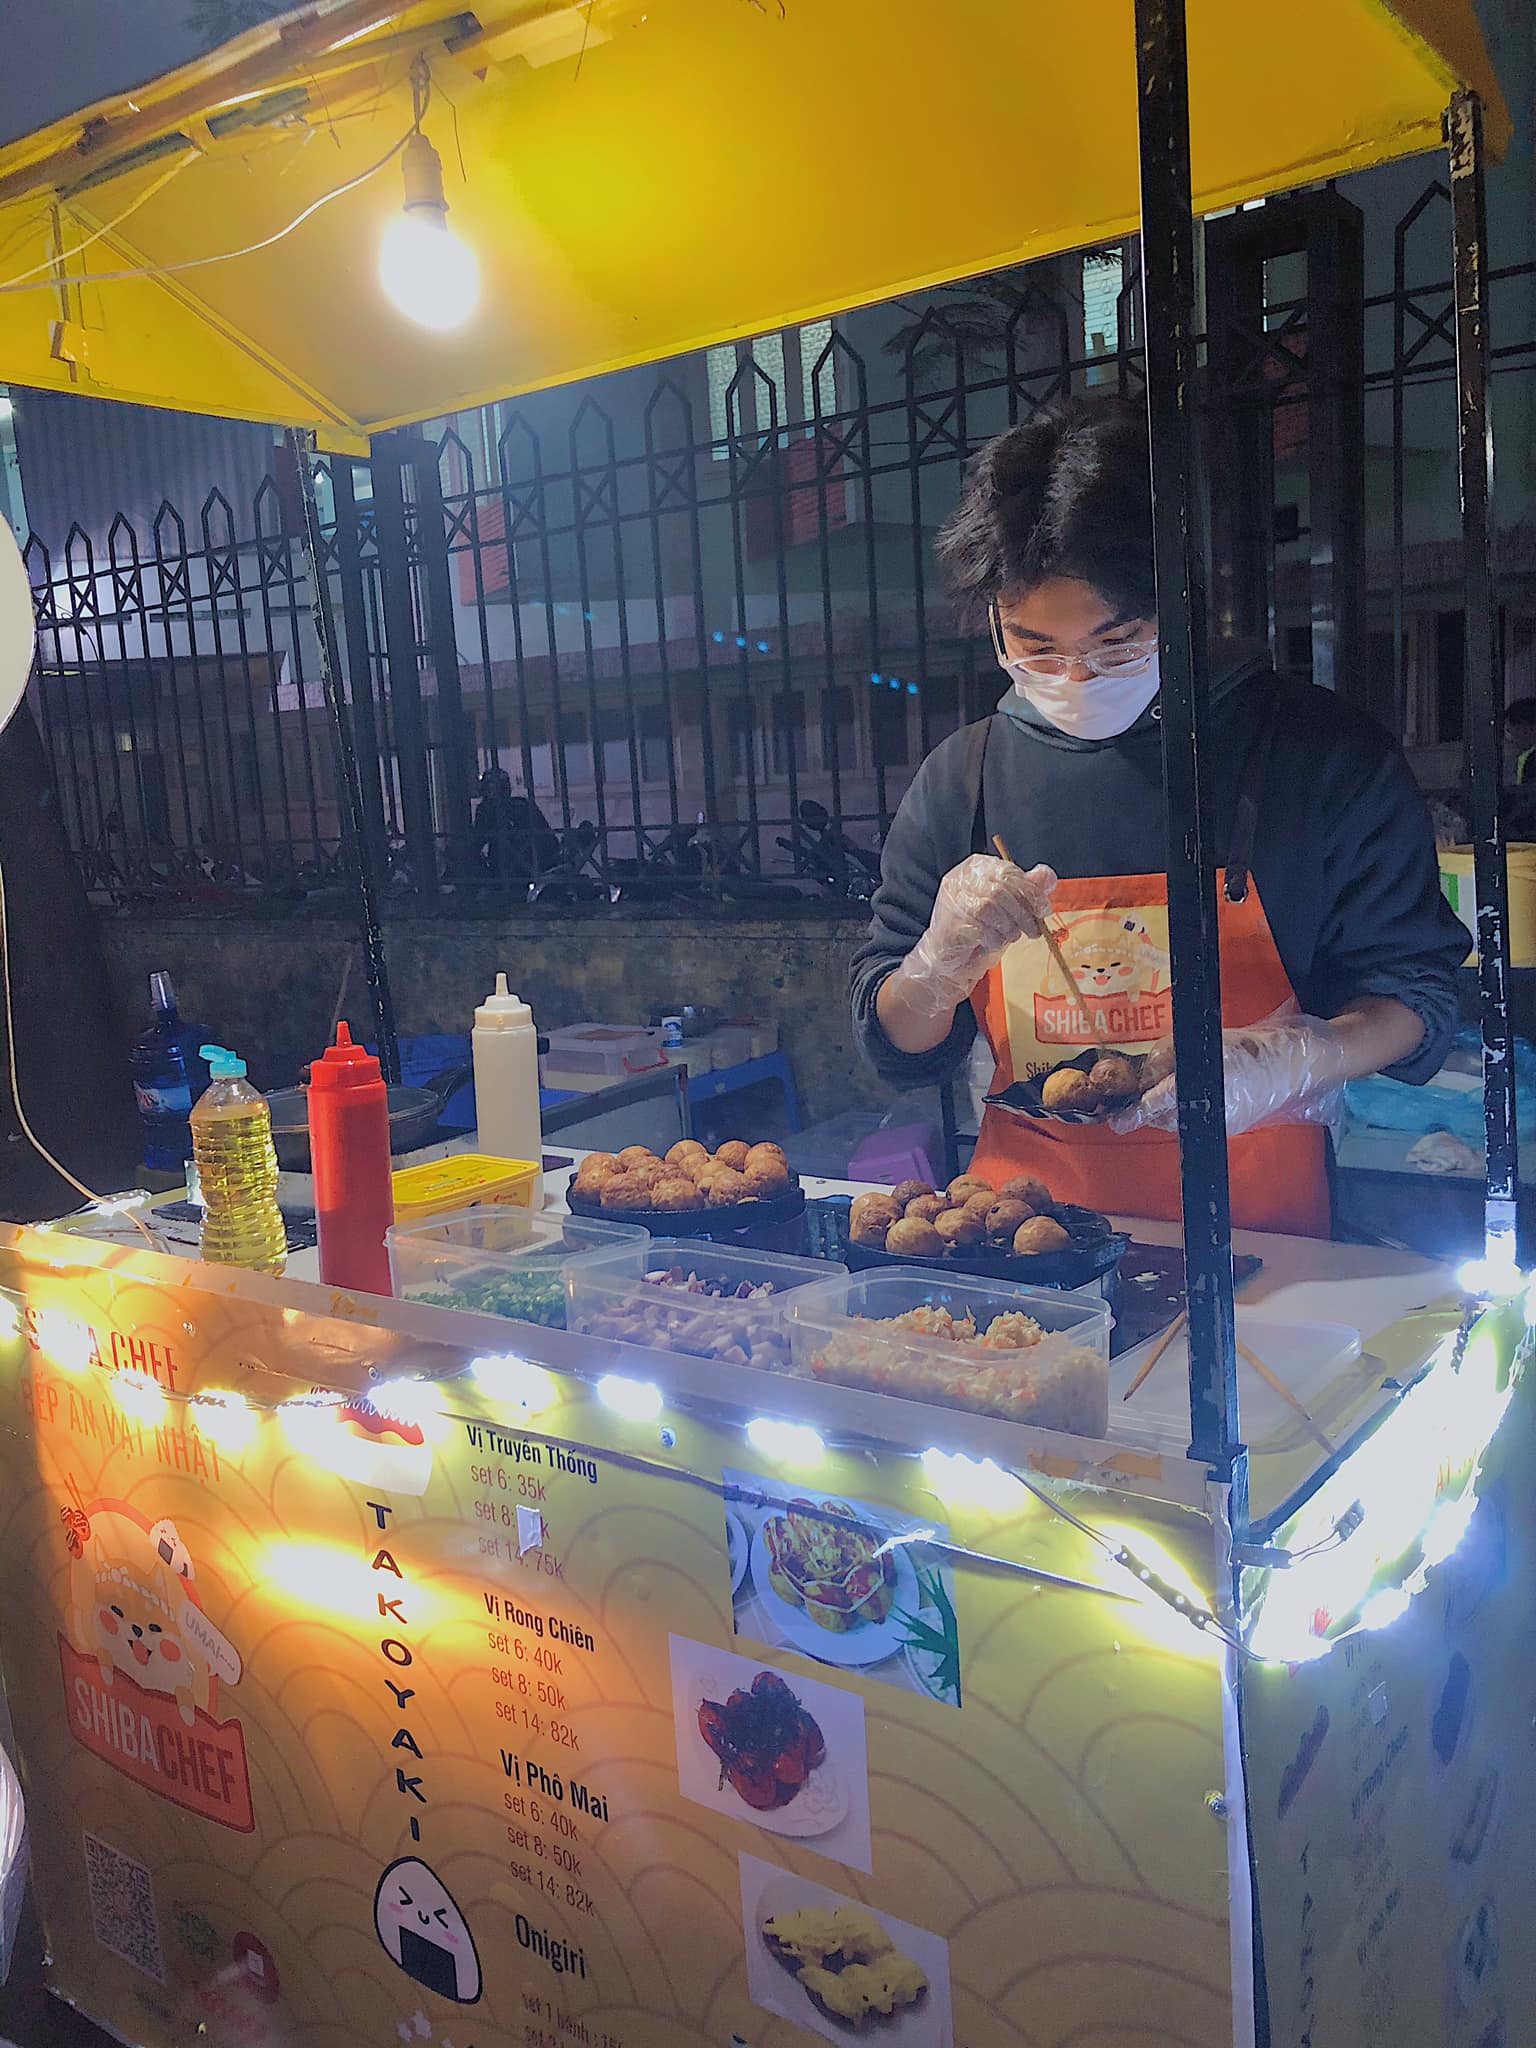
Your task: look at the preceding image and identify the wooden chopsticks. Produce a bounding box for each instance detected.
[1121,1310,1336,1456]
[991,833,1078,996]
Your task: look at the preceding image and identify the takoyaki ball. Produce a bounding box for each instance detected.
[744,1142,790,1181]
[850,1191,901,1230]
[622,1159,664,1194]
[1041,1068,1098,1114]
[947,1175,994,1205]
[666,1138,710,1171]
[890,1179,936,1210]
[573,1157,622,1197]
[714,1140,752,1172]
[934,1207,985,1248]
[1014,1215,1072,1256]
[706,1166,752,1206]
[998,1176,1053,1212]
[849,1209,894,1249]
[962,1189,999,1222]
[905,1194,949,1223]
[745,1155,794,1196]
[1087,1054,1140,1104]
[618,1145,661,1173]
[600,1173,654,1212]
[580,1152,620,1179]
[651,1176,705,1213]
[884,1215,945,1258]
[985,1197,1035,1242]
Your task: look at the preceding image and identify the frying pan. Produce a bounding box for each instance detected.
[265,1063,474,1173]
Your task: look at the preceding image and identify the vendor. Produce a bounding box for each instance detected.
[851,400,1468,1237]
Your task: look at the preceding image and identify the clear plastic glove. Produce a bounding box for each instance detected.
[900,854,1058,1019]
[1111,1011,1353,1138]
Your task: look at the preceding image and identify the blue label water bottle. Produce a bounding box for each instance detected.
[128,971,211,1173]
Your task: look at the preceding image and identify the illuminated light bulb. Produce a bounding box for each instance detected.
[1456,1252,1525,1299]
[472,1354,556,1415]
[1421,1493,1478,1569]
[378,132,479,331]
[112,1367,166,1424]
[34,1309,96,1374]
[1359,1585,1411,1633]
[921,1446,1021,1513]
[596,1374,662,1421]
[745,1417,824,1465]
[189,1389,257,1452]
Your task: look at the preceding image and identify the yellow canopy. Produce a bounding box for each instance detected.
[0,0,1510,453]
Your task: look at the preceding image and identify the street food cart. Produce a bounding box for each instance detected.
[0,3,1526,2046]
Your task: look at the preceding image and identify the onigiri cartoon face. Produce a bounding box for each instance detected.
[373,1857,481,2003]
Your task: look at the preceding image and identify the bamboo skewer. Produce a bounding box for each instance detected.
[991,833,1078,996]
[1121,1310,1187,1402]
[1120,1313,1337,1456]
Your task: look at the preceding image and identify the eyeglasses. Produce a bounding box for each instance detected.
[989,606,1158,680]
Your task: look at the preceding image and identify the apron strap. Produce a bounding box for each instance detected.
[1223,681,1283,905]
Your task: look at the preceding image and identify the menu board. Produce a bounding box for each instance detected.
[0,1240,1236,2048]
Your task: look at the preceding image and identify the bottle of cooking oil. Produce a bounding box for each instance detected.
[190,1045,287,1275]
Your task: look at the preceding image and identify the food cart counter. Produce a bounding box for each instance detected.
[0,1193,1525,2048]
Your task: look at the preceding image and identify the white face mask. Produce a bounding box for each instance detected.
[1004,653,1161,740]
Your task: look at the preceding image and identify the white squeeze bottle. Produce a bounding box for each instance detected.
[473,974,542,1166]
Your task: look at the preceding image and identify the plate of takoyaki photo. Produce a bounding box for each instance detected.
[985,1043,1173,1124]
[826,1171,1128,1291]
[566,1139,805,1234]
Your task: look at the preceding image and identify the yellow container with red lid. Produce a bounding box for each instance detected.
[389,1153,541,1227]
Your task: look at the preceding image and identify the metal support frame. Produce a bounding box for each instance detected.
[1448,89,1518,1260]
[406,438,475,880]
[287,429,401,1086]
[371,435,439,893]
[1133,0,1245,1506]
[1205,191,1366,699]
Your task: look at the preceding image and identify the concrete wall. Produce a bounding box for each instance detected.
[95,909,891,1129]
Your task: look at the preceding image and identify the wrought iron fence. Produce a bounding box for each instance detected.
[21,178,1536,915]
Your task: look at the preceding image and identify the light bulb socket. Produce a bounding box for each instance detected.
[400,131,449,218]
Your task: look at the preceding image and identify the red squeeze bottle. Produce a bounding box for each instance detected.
[309,1021,395,1295]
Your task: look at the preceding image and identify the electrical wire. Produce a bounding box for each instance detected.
[0,148,200,294]
[0,121,415,297]
[0,844,162,1251]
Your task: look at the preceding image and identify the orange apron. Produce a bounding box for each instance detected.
[965,708,1332,1239]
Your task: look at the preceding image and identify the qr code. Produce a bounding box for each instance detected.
[83,1832,165,1983]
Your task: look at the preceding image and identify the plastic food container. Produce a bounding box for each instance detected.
[390,1153,541,1226]
[566,1239,846,1373]
[786,1268,1113,1436]
[542,1023,670,1080]
[387,1207,649,1326]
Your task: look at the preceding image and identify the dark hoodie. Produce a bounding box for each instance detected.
[851,645,1468,1091]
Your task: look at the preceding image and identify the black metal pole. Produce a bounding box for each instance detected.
[1448,90,1518,1262]
[1133,0,1244,1494]
[287,428,402,1087]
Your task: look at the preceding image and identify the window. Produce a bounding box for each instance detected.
[1436,611,1465,745]
[1082,252,1123,385]
[820,685,855,773]
[870,682,909,770]
[707,321,837,456]
[727,697,757,782]
[639,704,671,784]
[917,675,962,745]
[559,709,593,787]
[771,690,804,777]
